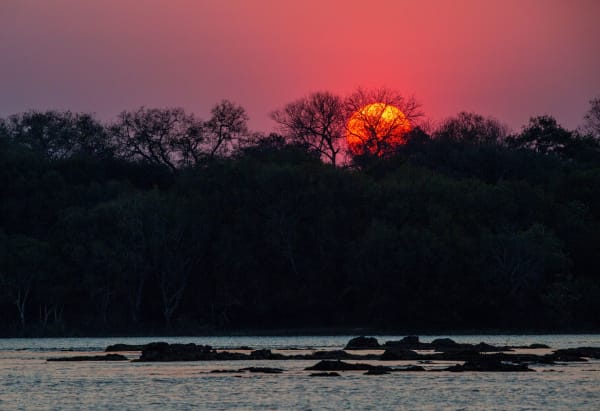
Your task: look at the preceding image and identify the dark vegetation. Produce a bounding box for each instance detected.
[1,95,600,336]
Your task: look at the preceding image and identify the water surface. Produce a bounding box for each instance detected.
[1,335,598,410]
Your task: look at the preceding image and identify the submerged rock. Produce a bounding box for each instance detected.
[312,350,353,360]
[380,348,420,361]
[238,367,283,374]
[138,342,222,361]
[47,354,128,362]
[431,338,460,348]
[105,344,147,352]
[445,358,534,372]
[552,347,600,360]
[364,369,389,375]
[344,336,381,349]
[249,349,285,360]
[309,372,341,377]
[306,360,391,372]
[526,343,551,349]
[397,365,426,372]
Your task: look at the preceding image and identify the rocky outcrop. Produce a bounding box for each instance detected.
[137,342,248,361]
[551,347,600,360]
[238,367,283,374]
[105,344,147,352]
[384,336,431,350]
[47,354,128,361]
[364,369,389,375]
[306,360,391,372]
[380,348,420,361]
[444,358,534,372]
[344,336,381,350]
[310,372,341,377]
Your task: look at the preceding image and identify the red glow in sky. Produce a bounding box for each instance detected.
[0,0,599,132]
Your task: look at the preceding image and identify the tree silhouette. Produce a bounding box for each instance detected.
[344,87,423,157]
[272,91,345,165]
[204,100,250,159]
[581,97,600,139]
[1,111,112,159]
[111,107,203,172]
[434,112,509,145]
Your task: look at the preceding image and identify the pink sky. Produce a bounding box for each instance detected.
[1,0,599,132]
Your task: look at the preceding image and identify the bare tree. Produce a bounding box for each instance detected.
[580,97,600,139]
[204,100,249,159]
[344,87,423,157]
[110,107,204,171]
[271,91,345,165]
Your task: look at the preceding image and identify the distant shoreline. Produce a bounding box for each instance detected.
[3,327,600,339]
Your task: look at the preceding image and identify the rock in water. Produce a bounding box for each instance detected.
[138,342,216,361]
[445,358,534,372]
[309,372,341,377]
[238,367,283,374]
[380,348,420,361]
[105,344,147,352]
[344,336,380,350]
[306,360,391,372]
[364,369,390,375]
[47,354,128,362]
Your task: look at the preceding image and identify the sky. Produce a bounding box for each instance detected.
[1,0,599,133]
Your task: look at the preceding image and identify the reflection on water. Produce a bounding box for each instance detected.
[1,335,599,410]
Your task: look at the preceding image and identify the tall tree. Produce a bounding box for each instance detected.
[204,100,250,159]
[271,91,345,165]
[1,111,112,159]
[581,97,600,139]
[344,87,423,157]
[434,112,509,144]
[0,234,49,331]
[507,115,573,156]
[111,107,204,171]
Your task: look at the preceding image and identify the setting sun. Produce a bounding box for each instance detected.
[346,103,411,155]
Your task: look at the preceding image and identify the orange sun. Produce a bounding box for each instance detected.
[346,103,411,155]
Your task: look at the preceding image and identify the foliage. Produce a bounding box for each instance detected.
[1,106,599,335]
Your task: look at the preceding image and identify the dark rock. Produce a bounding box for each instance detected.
[250,349,282,360]
[238,367,283,374]
[445,358,534,372]
[527,343,550,349]
[306,360,391,372]
[473,342,511,352]
[210,369,238,373]
[138,342,218,361]
[312,350,353,360]
[384,336,431,350]
[105,344,147,352]
[431,338,460,348]
[552,347,600,360]
[344,336,380,350]
[48,354,128,362]
[364,369,389,375]
[380,348,420,361]
[309,372,341,377]
[547,351,587,362]
[433,350,482,361]
[398,365,426,372]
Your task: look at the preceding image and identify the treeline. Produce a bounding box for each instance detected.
[1,97,600,336]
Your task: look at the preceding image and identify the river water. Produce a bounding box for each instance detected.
[1,334,599,410]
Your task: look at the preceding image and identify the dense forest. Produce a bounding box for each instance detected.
[1,94,600,336]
